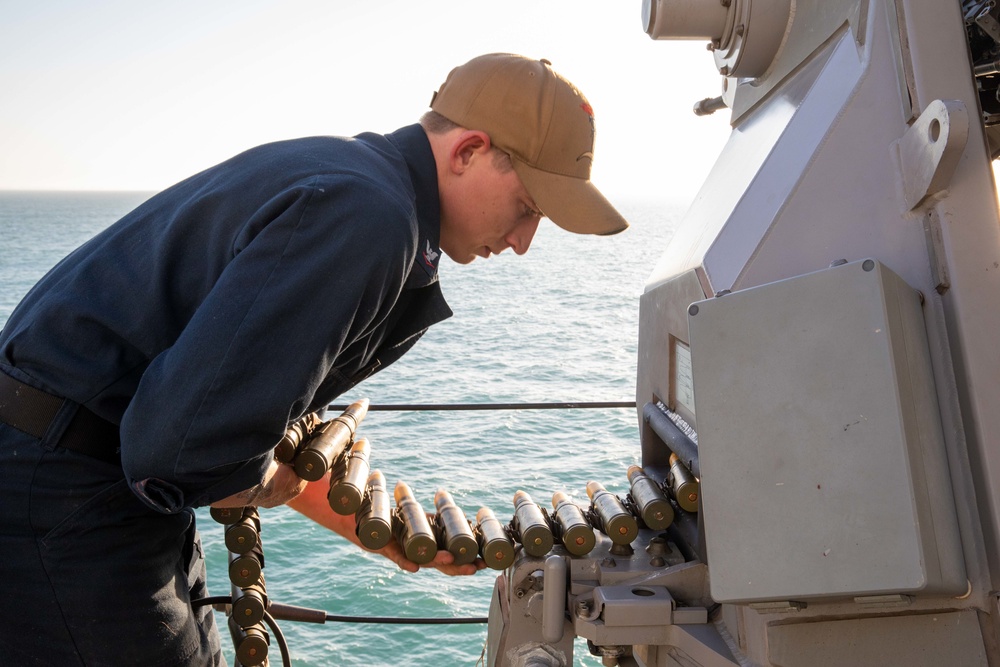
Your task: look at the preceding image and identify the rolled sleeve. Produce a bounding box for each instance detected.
[129,451,272,513]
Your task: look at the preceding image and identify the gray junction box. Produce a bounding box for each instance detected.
[688,259,966,603]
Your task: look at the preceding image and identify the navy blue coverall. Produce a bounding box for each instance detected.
[0,124,452,665]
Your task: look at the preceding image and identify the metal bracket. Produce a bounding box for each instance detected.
[894,99,969,211]
[574,585,711,646]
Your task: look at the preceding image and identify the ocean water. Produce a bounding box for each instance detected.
[0,190,685,666]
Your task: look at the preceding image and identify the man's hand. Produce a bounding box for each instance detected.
[212,460,308,509]
[287,475,487,576]
[373,531,487,576]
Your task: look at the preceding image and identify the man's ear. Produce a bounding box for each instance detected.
[449,130,492,174]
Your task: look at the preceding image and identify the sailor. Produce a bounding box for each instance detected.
[0,53,627,664]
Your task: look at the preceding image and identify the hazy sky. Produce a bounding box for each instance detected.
[0,0,732,202]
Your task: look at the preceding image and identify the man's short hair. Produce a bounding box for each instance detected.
[420,110,513,173]
[420,110,460,134]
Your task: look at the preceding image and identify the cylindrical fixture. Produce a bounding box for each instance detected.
[228,616,269,667]
[294,398,369,481]
[231,580,267,628]
[643,402,700,477]
[274,411,323,463]
[475,507,515,570]
[224,507,261,555]
[586,481,638,545]
[512,490,554,557]
[228,546,264,588]
[551,491,596,556]
[627,466,675,530]
[433,489,478,566]
[642,0,729,41]
[392,481,437,565]
[356,469,392,550]
[328,437,371,515]
[542,554,568,643]
[669,453,701,513]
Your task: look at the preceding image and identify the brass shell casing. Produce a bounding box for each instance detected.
[224,507,261,555]
[512,490,554,557]
[586,481,638,545]
[228,547,264,588]
[475,507,515,570]
[231,581,267,628]
[294,398,369,481]
[393,481,437,564]
[229,618,269,667]
[551,491,596,556]
[356,469,392,550]
[274,411,323,463]
[328,437,371,515]
[434,489,478,565]
[210,505,246,525]
[669,453,700,513]
[294,418,352,481]
[627,465,674,530]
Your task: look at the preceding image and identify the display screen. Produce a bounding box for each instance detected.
[673,338,695,417]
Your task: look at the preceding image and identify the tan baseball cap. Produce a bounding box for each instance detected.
[430,53,629,236]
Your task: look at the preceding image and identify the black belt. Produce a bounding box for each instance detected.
[0,369,121,464]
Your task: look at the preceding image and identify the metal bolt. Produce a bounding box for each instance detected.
[736,23,745,36]
[646,536,671,557]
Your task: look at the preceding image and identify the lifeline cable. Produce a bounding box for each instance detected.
[328,400,636,412]
[261,608,291,667]
[194,595,488,625]
[323,613,487,624]
[194,596,486,667]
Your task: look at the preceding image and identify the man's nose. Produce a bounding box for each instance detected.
[507,217,540,255]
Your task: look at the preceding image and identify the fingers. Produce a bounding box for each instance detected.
[376,541,486,576]
[421,551,487,576]
[430,559,486,576]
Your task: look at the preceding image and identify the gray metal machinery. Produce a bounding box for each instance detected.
[485,0,1000,665]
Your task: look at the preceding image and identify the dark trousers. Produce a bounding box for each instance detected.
[0,421,223,666]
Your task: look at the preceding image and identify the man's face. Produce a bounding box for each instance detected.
[439,143,543,265]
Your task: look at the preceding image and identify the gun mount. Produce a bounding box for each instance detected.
[484,0,1000,665]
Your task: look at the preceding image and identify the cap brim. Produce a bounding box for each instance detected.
[512,159,629,236]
